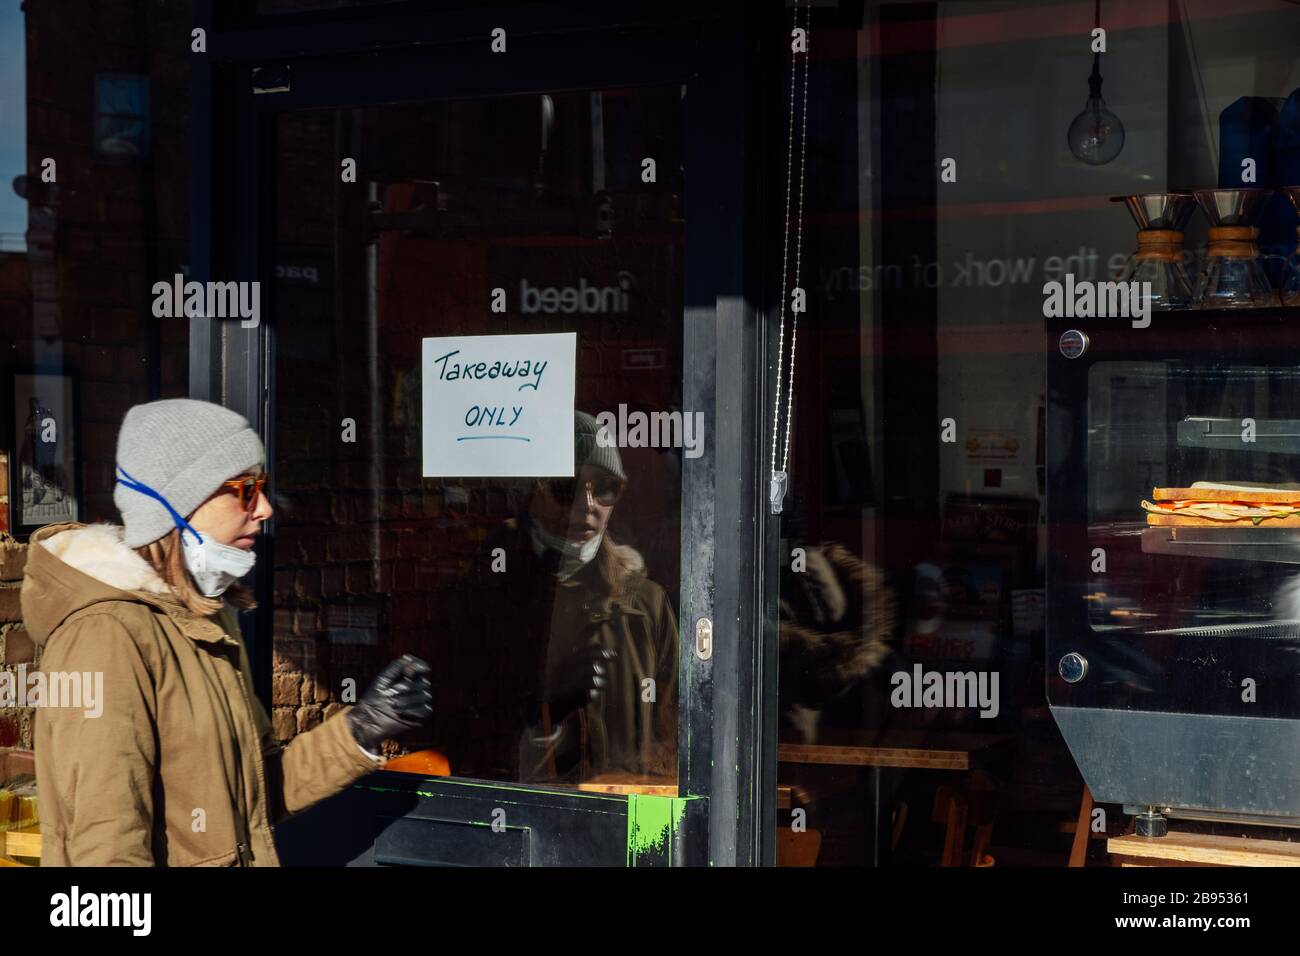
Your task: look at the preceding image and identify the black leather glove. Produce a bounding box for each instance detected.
[548,644,618,715]
[346,654,433,754]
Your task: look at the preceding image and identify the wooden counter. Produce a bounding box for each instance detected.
[1109,831,1300,867]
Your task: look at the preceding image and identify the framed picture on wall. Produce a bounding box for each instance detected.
[7,369,80,538]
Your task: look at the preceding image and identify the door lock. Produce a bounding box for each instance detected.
[694,617,713,661]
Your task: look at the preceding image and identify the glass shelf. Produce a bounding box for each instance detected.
[1141,525,1300,564]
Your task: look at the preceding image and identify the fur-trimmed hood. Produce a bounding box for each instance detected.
[778,541,897,708]
[20,521,175,649]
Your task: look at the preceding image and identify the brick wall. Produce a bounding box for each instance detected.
[0,1,193,771]
[4,0,193,523]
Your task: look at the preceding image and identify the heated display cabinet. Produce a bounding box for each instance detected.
[1047,307,1300,832]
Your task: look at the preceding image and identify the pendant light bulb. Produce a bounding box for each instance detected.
[1068,71,1125,165]
[1068,2,1124,166]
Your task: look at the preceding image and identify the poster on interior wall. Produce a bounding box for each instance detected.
[964,428,1021,463]
[421,332,576,477]
[9,370,80,537]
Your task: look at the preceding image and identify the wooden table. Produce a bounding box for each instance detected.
[778,730,1015,866]
[576,775,678,797]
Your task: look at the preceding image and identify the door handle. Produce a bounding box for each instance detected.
[694,617,713,661]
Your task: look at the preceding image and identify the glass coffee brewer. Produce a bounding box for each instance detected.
[1194,187,1278,309]
[1283,186,1300,308]
[1112,192,1196,310]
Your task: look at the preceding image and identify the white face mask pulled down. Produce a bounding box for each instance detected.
[179,527,256,597]
[116,465,257,598]
[528,519,602,581]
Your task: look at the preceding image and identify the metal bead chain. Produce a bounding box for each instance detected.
[770,0,810,512]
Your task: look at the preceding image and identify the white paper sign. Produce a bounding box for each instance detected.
[422,332,576,477]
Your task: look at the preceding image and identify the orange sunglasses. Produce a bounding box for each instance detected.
[220,474,268,512]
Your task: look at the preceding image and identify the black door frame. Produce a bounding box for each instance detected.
[190,0,775,865]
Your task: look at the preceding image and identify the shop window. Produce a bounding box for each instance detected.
[93,74,150,161]
[772,0,1300,867]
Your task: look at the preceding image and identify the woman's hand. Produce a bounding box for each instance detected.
[548,644,619,715]
[346,654,433,753]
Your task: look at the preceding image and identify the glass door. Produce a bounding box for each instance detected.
[269,86,686,786]
[270,84,692,856]
[201,10,750,865]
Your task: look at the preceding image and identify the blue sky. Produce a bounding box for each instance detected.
[0,1,25,251]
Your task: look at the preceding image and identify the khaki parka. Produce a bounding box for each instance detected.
[21,521,382,866]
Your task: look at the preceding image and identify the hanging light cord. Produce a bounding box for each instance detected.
[770,0,810,515]
[1091,0,1102,79]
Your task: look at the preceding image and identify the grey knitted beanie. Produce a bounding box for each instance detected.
[575,410,626,480]
[113,399,265,547]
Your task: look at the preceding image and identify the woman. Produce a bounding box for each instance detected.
[21,398,431,866]
[477,412,678,783]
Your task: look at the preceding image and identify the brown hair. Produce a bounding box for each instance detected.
[135,526,257,618]
[593,530,641,599]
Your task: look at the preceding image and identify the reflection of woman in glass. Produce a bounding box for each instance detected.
[486,412,678,783]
